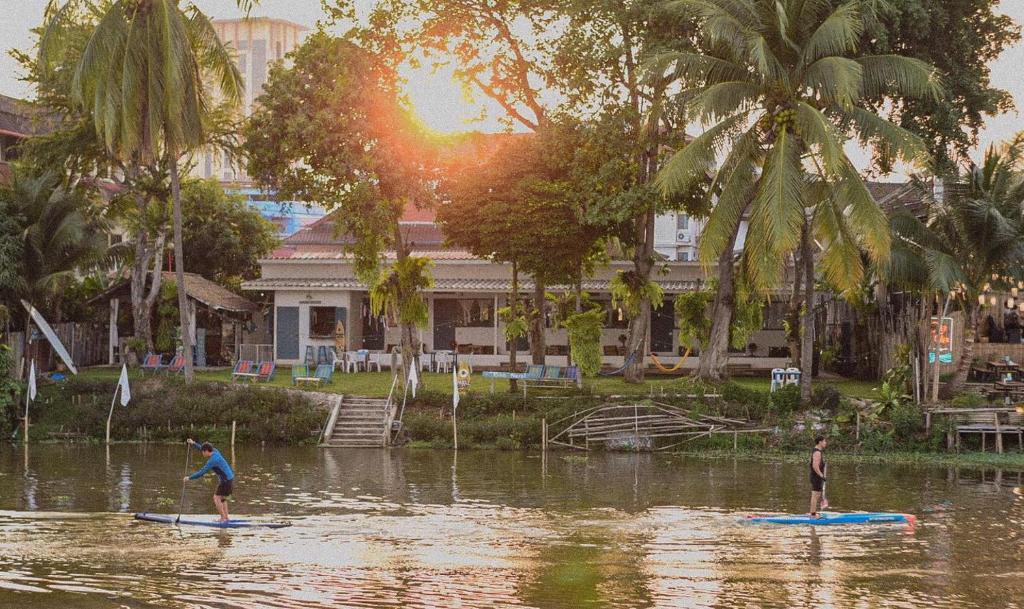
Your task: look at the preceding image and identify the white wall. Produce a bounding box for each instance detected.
[273,290,356,364]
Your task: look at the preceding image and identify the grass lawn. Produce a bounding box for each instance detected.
[71,366,881,399]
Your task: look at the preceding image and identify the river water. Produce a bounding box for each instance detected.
[0,445,1022,608]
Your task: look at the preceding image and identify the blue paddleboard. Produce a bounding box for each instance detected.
[746,512,915,526]
[134,512,291,529]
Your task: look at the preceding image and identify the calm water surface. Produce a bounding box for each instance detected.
[0,445,1022,608]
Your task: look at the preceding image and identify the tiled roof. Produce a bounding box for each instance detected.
[867,180,931,219]
[282,217,445,247]
[0,94,57,137]
[243,277,702,293]
[267,247,476,261]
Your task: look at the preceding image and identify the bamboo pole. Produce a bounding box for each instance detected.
[231,420,237,448]
[105,385,119,445]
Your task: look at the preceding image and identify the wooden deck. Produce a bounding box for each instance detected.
[928,407,1024,454]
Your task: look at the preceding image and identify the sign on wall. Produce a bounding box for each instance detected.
[928,316,954,364]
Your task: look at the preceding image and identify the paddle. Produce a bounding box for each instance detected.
[820,465,829,510]
[176,440,192,524]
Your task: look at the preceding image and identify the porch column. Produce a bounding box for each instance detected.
[108,298,119,365]
[493,294,500,355]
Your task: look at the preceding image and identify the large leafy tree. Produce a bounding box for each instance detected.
[43,0,245,379]
[179,179,279,288]
[657,0,939,402]
[843,0,1020,169]
[245,31,436,376]
[438,124,605,376]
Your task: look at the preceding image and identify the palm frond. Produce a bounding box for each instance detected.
[803,56,862,108]
[857,54,943,100]
[656,111,751,196]
[799,1,862,67]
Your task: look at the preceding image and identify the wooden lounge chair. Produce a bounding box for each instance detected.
[165,354,185,375]
[314,363,334,384]
[231,360,256,382]
[522,365,580,396]
[140,353,164,374]
[292,364,310,385]
[255,361,276,382]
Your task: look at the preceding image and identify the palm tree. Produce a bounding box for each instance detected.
[0,168,112,364]
[43,0,245,379]
[889,141,1024,399]
[656,0,940,401]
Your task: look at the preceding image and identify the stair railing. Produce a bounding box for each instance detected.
[382,374,400,446]
[319,394,344,445]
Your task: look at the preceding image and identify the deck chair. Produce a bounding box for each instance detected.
[314,363,334,384]
[317,346,330,365]
[255,361,276,382]
[304,345,316,367]
[165,354,185,375]
[140,353,164,374]
[231,360,255,382]
[291,364,310,385]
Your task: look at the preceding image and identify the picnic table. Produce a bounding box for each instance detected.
[988,360,1020,374]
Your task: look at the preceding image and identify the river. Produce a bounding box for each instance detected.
[0,445,1022,608]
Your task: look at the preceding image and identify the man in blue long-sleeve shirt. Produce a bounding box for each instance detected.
[184,439,235,522]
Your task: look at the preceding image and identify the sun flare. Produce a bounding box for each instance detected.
[402,62,482,134]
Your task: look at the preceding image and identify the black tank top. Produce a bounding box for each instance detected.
[810,447,826,480]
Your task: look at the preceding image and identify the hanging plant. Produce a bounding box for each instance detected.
[610,270,663,319]
[369,256,434,327]
[564,307,605,377]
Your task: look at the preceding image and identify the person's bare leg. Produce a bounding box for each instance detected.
[810,491,821,516]
[214,495,229,522]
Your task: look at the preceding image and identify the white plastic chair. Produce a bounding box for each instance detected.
[343,351,360,373]
[770,368,786,393]
[434,351,453,374]
[784,367,801,386]
[367,351,383,372]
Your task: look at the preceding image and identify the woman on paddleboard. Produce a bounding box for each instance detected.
[809,436,827,518]
[184,439,235,522]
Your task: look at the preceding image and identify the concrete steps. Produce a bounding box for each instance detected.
[320,396,390,448]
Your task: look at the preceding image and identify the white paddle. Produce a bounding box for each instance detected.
[820,465,829,509]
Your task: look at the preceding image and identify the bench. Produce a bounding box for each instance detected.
[521,366,580,397]
[949,409,1024,453]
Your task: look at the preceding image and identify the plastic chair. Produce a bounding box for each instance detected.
[434,351,453,374]
[784,367,801,386]
[770,368,786,392]
[304,345,316,367]
[317,346,330,365]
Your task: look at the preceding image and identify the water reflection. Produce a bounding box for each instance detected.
[0,445,1022,608]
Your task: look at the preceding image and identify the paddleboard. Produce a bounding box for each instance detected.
[746,512,915,526]
[134,513,291,529]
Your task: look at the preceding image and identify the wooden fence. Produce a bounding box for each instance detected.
[3,322,109,372]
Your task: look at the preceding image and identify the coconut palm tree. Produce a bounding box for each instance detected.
[43,0,245,379]
[0,168,112,363]
[655,0,940,401]
[889,141,1024,399]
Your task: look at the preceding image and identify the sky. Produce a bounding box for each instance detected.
[1,0,1023,168]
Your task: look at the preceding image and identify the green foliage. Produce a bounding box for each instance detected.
[39,375,322,443]
[610,271,663,320]
[769,385,801,415]
[674,290,712,350]
[0,346,22,437]
[564,307,605,377]
[180,179,279,286]
[498,305,529,344]
[369,256,434,328]
[882,343,913,391]
[154,281,179,353]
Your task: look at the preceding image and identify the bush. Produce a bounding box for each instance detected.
[769,384,801,415]
[33,375,323,443]
[811,386,843,414]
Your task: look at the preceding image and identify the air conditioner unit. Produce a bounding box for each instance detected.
[676,231,691,243]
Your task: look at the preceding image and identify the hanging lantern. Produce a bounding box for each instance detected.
[1013,288,1019,297]
[1018,302,1024,313]
[984,283,991,292]
[617,307,624,322]
[979,295,987,305]
[993,273,999,281]
[1009,298,1016,309]
[991,296,999,306]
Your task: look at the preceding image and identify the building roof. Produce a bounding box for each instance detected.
[0,94,56,138]
[868,180,932,219]
[212,16,310,31]
[243,277,702,293]
[89,272,258,314]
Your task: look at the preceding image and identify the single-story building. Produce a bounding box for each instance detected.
[242,212,791,371]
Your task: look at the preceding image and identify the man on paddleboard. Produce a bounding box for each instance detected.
[184,439,234,522]
[809,436,827,518]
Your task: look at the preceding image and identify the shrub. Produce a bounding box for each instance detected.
[811,386,843,414]
[769,385,801,415]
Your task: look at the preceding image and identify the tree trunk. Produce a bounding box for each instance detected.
[946,304,978,397]
[508,260,519,393]
[799,221,815,404]
[170,156,194,380]
[697,247,735,382]
[623,208,656,384]
[787,246,804,367]
[530,277,546,365]
[930,294,952,403]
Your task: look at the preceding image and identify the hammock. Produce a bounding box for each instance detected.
[650,348,692,374]
[599,352,638,376]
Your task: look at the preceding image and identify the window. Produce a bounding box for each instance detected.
[309,307,336,338]
[676,214,689,230]
[595,299,630,329]
[679,251,690,262]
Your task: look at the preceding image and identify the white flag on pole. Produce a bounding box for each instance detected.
[452,365,459,411]
[408,362,419,398]
[27,361,37,401]
[117,363,131,406]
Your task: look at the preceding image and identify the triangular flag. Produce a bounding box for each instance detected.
[27,361,37,401]
[117,363,131,407]
[408,362,419,398]
[452,365,459,411]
